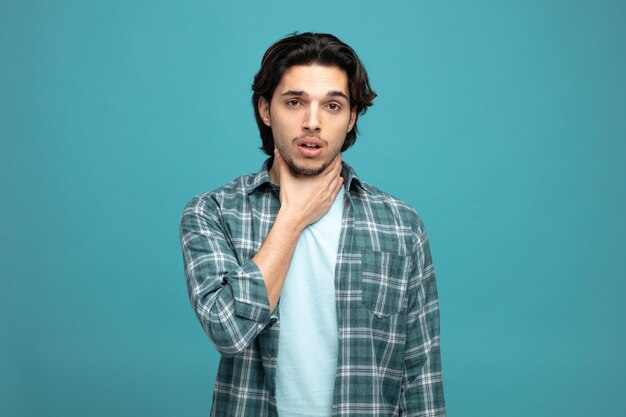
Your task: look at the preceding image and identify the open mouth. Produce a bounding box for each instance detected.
[296,139,323,157]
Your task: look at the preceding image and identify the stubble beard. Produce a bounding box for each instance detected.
[281,145,341,176]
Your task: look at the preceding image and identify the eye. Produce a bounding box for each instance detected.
[327,103,342,112]
[285,99,301,107]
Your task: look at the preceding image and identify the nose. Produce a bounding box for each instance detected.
[303,103,321,132]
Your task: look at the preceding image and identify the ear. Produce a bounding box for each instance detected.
[258,97,271,127]
[348,105,357,132]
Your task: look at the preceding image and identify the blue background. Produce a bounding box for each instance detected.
[2,1,625,416]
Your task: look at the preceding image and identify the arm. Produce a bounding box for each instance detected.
[399,221,446,416]
[252,150,344,312]
[180,196,273,357]
[180,151,343,356]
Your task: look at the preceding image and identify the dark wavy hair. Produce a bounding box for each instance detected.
[252,32,377,156]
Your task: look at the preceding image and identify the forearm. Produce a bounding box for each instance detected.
[181,197,275,356]
[188,260,271,356]
[253,150,343,312]
[252,210,305,313]
[400,225,446,415]
[400,295,445,415]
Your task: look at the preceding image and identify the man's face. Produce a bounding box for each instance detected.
[259,64,357,176]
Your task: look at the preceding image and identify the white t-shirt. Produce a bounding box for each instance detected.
[275,187,344,417]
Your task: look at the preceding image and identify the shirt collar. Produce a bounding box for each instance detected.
[246,157,366,195]
[247,158,274,193]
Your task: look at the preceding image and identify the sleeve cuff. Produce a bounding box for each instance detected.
[228,259,272,324]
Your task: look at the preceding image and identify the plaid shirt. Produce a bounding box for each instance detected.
[180,159,446,417]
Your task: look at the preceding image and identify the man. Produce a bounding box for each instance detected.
[180,32,446,417]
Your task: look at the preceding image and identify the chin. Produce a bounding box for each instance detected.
[288,159,327,176]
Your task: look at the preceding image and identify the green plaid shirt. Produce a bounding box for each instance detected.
[180,159,446,417]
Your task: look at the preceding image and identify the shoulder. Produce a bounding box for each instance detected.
[354,179,427,236]
[181,172,258,217]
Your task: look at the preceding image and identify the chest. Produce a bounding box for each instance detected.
[221,192,415,320]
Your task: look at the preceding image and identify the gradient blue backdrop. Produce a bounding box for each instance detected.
[2,1,625,416]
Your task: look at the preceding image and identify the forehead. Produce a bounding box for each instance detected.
[275,64,349,96]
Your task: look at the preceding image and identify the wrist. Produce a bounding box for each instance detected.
[275,209,306,235]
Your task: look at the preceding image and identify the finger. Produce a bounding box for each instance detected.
[329,171,343,192]
[331,154,343,176]
[329,175,344,202]
[332,152,342,167]
[323,152,343,177]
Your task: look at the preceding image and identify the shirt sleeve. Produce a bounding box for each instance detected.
[399,220,447,416]
[179,195,273,357]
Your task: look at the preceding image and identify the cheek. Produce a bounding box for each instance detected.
[272,117,296,137]
[270,124,293,146]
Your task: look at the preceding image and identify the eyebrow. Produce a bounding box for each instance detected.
[280,90,349,101]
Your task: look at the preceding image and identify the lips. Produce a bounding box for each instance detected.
[296,137,323,148]
[295,137,324,157]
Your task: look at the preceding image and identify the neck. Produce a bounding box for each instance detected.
[268,158,280,185]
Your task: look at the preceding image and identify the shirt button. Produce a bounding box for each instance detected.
[267,351,274,359]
